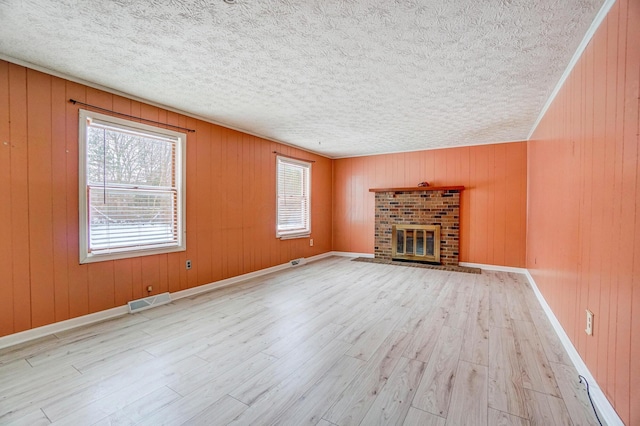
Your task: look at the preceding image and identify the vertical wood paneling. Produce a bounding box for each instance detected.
[0,60,333,339]
[254,138,268,272]
[433,150,446,186]
[483,145,495,264]
[614,2,638,422]
[166,111,189,292]
[131,257,143,300]
[226,129,243,277]
[266,142,279,268]
[332,159,351,251]
[241,134,255,275]
[468,146,480,264]
[184,117,199,288]
[0,60,13,336]
[459,147,471,262]
[51,76,70,322]
[65,81,89,319]
[351,157,367,254]
[493,144,506,266]
[195,119,212,284]
[332,142,527,267]
[631,4,640,421]
[604,3,622,403]
[207,124,221,280]
[527,1,639,423]
[365,158,376,252]
[8,63,32,332]
[113,259,133,305]
[87,261,115,313]
[591,28,609,375]
[596,16,615,394]
[504,143,525,268]
[312,151,333,254]
[27,70,55,327]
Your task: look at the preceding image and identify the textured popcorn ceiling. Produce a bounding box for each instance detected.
[0,0,603,158]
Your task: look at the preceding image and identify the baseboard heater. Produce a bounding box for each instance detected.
[128,292,172,314]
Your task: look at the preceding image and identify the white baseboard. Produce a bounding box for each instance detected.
[329,251,374,258]
[171,251,335,301]
[463,262,623,425]
[459,262,528,274]
[524,270,623,426]
[0,306,129,350]
[0,251,337,351]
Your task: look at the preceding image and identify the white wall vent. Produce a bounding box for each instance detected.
[128,292,172,313]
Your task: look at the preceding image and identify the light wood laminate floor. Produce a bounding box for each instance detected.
[0,257,600,426]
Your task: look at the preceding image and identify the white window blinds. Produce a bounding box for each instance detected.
[79,110,186,263]
[276,156,311,238]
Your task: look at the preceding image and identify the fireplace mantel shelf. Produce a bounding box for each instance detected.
[368,185,465,193]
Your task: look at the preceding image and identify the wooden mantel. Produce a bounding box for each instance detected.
[368,185,465,193]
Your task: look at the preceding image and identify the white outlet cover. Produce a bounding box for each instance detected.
[585,309,594,335]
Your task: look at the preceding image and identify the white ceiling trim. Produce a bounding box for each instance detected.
[527,0,617,140]
[2,51,527,161]
[331,138,528,159]
[0,0,605,158]
[0,53,332,159]
[3,26,612,162]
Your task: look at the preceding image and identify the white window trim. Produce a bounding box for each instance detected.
[276,156,311,239]
[78,109,187,264]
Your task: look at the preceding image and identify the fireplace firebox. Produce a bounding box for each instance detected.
[392,224,441,263]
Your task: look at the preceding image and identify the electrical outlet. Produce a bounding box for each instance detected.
[186,260,192,270]
[309,238,314,247]
[585,309,594,336]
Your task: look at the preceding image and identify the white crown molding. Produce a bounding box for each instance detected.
[527,0,617,140]
[331,139,527,160]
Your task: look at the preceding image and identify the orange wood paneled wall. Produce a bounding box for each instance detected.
[332,142,527,267]
[527,0,639,423]
[0,61,333,338]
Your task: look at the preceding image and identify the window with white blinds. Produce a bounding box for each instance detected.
[276,156,311,238]
[78,109,186,263]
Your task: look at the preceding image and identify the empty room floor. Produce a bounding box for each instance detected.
[0,257,599,425]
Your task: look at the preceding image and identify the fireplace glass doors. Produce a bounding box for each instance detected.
[391,224,441,263]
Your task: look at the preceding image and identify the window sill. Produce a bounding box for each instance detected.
[278,233,311,240]
[80,245,186,264]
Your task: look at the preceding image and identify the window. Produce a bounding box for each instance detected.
[276,156,311,238]
[78,109,186,263]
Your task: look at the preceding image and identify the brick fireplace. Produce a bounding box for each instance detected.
[370,186,463,266]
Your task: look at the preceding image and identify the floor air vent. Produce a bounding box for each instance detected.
[128,292,172,314]
[290,258,306,267]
